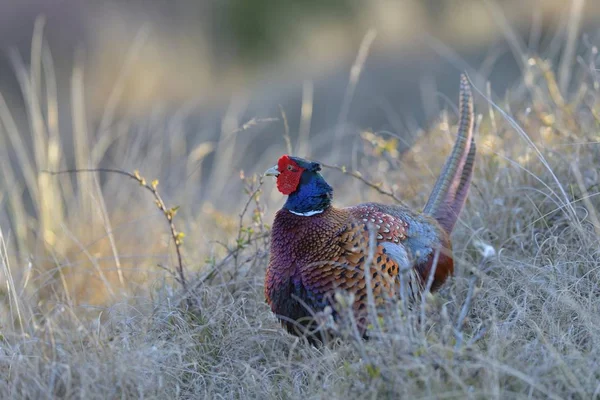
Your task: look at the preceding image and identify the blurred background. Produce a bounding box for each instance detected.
[2,1,599,116]
[0,0,599,306]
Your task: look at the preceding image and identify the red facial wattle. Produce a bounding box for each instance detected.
[276,155,305,195]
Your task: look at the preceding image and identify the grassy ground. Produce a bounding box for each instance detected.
[1,28,600,400]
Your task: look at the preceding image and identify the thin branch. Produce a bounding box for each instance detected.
[180,231,271,300]
[228,117,279,138]
[43,167,188,291]
[320,162,407,205]
[232,175,265,283]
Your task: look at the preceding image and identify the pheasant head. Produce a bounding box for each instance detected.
[265,155,333,216]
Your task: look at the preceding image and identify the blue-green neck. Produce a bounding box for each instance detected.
[284,171,333,215]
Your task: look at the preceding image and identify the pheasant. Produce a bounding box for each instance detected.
[264,74,475,341]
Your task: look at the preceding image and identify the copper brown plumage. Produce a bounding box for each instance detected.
[264,74,475,342]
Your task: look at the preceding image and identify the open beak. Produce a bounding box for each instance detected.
[264,165,280,177]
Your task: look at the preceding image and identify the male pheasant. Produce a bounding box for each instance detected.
[264,75,476,341]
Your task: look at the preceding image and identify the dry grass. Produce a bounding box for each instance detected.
[2,22,600,400]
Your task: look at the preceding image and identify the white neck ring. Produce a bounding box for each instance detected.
[289,209,324,217]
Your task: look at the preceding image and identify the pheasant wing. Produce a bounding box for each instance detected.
[298,212,415,326]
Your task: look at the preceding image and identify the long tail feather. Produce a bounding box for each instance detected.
[423,74,475,233]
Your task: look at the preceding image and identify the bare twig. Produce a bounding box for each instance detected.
[238,176,265,236]
[180,231,271,300]
[43,167,188,291]
[227,117,279,138]
[320,162,407,206]
[232,175,265,283]
[467,325,488,346]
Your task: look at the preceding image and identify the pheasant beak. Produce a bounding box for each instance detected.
[264,165,280,177]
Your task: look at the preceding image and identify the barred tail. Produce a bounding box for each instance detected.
[423,74,476,233]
